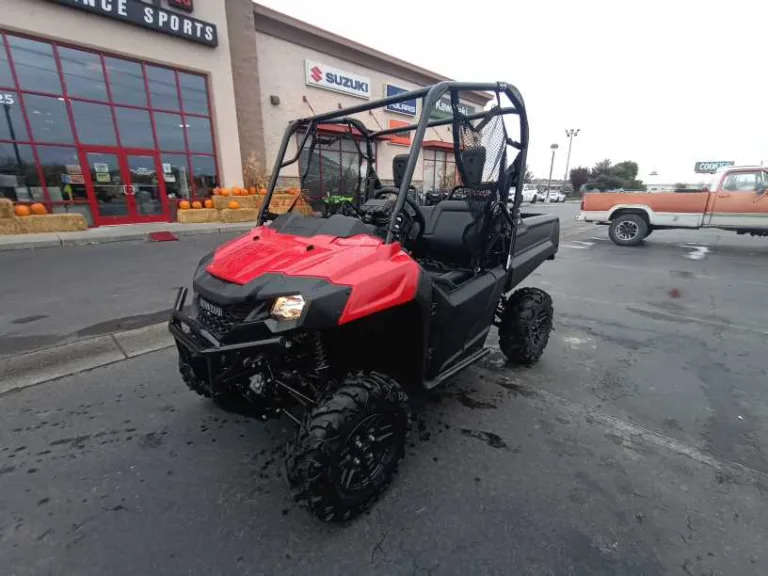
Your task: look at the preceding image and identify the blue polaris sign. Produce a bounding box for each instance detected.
[385,84,417,117]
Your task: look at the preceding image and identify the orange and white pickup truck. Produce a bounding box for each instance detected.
[576,165,768,245]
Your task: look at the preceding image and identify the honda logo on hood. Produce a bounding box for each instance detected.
[305,60,371,100]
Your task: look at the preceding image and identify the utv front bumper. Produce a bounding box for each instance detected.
[168,288,288,396]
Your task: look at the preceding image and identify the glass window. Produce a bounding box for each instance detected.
[191,155,217,198]
[0,142,43,202]
[146,65,179,111]
[185,116,212,153]
[0,39,15,88]
[722,171,760,192]
[23,94,73,144]
[71,101,116,146]
[104,57,147,107]
[115,107,155,148]
[0,91,29,141]
[58,47,107,101]
[179,73,208,115]
[154,112,185,151]
[161,153,191,200]
[35,145,88,202]
[7,36,62,94]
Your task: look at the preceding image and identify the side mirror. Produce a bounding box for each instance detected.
[756,182,767,195]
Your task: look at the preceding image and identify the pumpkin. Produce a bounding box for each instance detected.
[14,204,31,217]
[220,188,230,197]
[204,199,214,209]
[228,201,240,210]
[191,201,202,209]
[30,203,47,215]
[213,187,221,196]
[178,200,191,210]
[258,188,267,195]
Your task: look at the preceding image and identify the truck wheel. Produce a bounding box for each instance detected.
[608,214,648,246]
[498,287,553,365]
[286,372,410,522]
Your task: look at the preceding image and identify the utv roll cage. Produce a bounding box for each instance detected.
[256,80,529,245]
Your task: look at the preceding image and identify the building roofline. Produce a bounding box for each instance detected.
[252,3,493,106]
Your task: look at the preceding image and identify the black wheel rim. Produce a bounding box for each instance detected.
[334,414,397,496]
[616,220,639,241]
[529,308,551,350]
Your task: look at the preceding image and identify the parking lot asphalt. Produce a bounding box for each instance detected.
[0,232,244,358]
[3,203,768,575]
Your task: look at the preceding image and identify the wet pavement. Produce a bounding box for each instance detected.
[0,233,242,358]
[2,207,768,574]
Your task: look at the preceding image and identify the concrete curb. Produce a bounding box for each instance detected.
[0,223,255,252]
[0,322,174,395]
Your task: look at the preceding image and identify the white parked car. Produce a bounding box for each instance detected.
[508,184,539,208]
[538,189,566,203]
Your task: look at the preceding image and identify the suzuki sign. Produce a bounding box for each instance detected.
[694,161,734,173]
[305,60,371,100]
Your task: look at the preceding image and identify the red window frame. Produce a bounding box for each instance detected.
[423,147,457,191]
[0,29,219,219]
[296,129,377,201]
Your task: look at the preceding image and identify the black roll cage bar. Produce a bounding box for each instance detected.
[257,81,529,245]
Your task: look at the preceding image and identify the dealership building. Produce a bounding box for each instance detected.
[0,0,490,227]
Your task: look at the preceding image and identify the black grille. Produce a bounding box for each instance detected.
[196,298,267,336]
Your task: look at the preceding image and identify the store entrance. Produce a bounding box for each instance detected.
[81,148,169,225]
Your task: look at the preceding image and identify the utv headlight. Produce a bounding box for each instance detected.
[271,295,306,321]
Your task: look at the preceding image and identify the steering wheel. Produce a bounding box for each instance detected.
[374,187,426,242]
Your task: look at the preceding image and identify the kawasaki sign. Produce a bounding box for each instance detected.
[305,60,371,100]
[429,96,475,121]
[694,161,734,173]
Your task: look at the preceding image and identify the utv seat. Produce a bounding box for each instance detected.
[392,148,494,273]
[417,201,478,269]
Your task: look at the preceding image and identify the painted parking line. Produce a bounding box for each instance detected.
[680,244,711,261]
[561,241,595,249]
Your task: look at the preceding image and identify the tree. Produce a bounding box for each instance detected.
[585,158,646,191]
[611,161,639,181]
[591,159,612,177]
[524,167,535,183]
[569,166,590,192]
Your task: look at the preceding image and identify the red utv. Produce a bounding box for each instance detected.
[169,82,560,521]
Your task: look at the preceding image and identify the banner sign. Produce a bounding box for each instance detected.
[430,97,475,120]
[44,0,218,47]
[387,119,411,146]
[694,161,734,173]
[385,84,417,117]
[305,60,371,99]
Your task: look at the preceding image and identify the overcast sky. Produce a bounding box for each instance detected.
[258,0,765,184]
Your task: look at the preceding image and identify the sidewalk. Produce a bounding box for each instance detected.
[0,221,256,252]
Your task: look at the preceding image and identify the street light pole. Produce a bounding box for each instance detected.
[563,128,580,190]
[546,143,559,199]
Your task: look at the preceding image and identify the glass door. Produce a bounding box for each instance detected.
[83,149,169,225]
[84,151,132,225]
[126,153,168,220]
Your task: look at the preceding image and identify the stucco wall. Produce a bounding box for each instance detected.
[1,0,242,186]
[255,31,478,188]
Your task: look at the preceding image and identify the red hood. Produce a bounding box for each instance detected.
[204,226,421,325]
[207,226,408,285]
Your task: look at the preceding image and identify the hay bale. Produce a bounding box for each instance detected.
[268,193,300,215]
[292,194,314,216]
[213,194,262,210]
[20,214,87,233]
[176,208,220,224]
[0,198,14,219]
[0,218,24,235]
[219,208,259,223]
